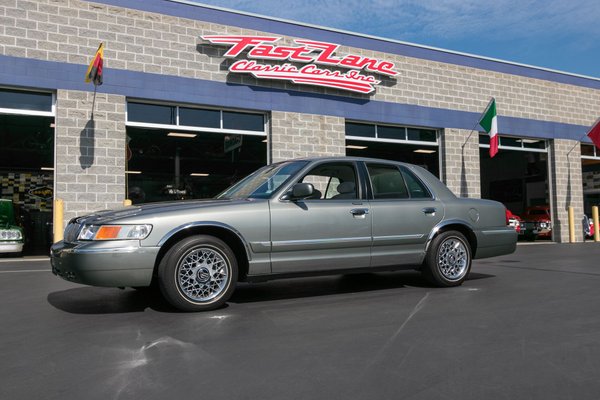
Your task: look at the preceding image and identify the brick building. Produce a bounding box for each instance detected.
[1,0,599,253]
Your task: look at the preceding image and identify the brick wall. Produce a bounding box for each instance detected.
[441,128,481,198]
[55,89,126,224]
[549,139,584,242]
[270,112,345,162]
[0,0,598,127]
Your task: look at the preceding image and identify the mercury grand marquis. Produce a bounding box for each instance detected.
[51,157,517,311]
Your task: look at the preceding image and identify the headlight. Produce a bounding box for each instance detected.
[0,229,22,240]
[77,224,152,241]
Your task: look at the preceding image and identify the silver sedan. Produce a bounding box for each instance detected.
[51,157,516,311]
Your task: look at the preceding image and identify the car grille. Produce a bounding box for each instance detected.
[64,222,82,243]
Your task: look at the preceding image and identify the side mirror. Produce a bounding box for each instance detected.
[281,183,314,201]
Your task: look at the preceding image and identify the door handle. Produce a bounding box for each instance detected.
[350,208,369,217]
[422,207,436,215]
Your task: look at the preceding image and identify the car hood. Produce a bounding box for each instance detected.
[524,215,550,222]
[73,198,255,224]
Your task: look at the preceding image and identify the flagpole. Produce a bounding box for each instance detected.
[461,120,483,149]
[91,83,98,119]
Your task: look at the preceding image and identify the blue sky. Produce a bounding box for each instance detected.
[196,0,600,78]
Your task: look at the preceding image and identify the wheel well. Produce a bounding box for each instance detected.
[153,226,250,283]
[435,224,478,257]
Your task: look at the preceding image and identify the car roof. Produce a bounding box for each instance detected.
[283,156,414,167]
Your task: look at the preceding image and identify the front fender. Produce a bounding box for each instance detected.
[154,221,252,261]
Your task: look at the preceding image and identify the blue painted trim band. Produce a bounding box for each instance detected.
[0,54,591,142]
[88,0,600,90]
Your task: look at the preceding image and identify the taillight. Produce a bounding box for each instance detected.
[505,209,510,225]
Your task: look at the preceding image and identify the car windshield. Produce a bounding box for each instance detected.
[217,161,308,200]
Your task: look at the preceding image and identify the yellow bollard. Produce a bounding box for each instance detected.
[568,206,575,243]
[593,206,600,242]
[53,198,64,243]
[123,199,132,206]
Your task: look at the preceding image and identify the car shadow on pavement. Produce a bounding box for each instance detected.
[47,287,176,314]
[47,272,494,313]
[229,271,494,304]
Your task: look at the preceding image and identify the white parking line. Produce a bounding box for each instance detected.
[517,242,556,246]
[0,257,49,263]
[0,269,51,273]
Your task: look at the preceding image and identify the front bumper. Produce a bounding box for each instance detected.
[0,241,24,253]
[521,221,551,237]
[50,240,160,287]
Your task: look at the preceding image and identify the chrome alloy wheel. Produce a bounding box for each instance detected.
[437,237,469,281]
[176,246,230,303]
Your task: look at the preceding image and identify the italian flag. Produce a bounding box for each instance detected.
[479,98,498,158]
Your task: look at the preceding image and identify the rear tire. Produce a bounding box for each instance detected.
[422,230,472,287]
[158,235,238,312]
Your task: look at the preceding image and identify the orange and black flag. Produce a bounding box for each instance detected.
[85,43,104,86]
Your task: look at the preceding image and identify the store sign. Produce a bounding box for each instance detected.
[201,35,398,94]
[28,186,53,200]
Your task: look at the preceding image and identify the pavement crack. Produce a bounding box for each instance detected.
[365,292,430,370]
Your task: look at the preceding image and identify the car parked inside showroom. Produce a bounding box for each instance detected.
[0,199,25,255]
[583,214,595,239]
[506,209,522,235]
[521,205,552,241]
[51,157,517,311]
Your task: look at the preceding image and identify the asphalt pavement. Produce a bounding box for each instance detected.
[1,242,600,400]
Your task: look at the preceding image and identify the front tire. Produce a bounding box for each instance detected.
[158,235,238,312]
[422,230,472,287]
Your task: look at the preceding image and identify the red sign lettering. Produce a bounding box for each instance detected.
[202,35,398,94]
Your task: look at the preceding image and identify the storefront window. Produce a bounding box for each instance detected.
[378,126,405,140]
[500,137,521,148]
[127,102,175,125]
[179,107,220,128]
[407,128,437,142]
[345,122,439,177]
[223,111,264,131]
[126,128,267,203]
[0,113,55,255]
[0,89,52,112]
[346,122,376,138]
[347,121,437,144]
[521,139,546,150]
[581,143,596,157]
[126,101,268,204]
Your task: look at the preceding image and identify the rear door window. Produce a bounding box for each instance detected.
[399,166,432,198]
[366,164,409,199]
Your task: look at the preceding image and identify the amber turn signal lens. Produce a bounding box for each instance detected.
[95,226,122,240]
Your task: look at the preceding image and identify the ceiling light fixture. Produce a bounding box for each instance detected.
[346,145,368,150]
[125,170,142,174]
[413,149,436,154]
[190,173,210,177]
[516,139,540,144]
[168,132,197,138]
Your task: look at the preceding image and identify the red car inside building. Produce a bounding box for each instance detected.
[521,206,552,240]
